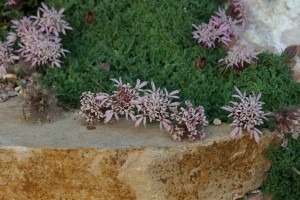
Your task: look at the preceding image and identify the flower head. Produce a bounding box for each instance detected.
[96,78,147,123]
[192,23,229,48]
[5,0,20,7]
[0,40,19,74]
[274,106,300,147]
[80,91,109,124]
[33,2,72,36]
[171,100,208,142]
[221,86,273,143]
[10,3,71,68]
[17,36,68,67]
[133,81,180,131]
[229,0,251,28]
[219,44,259,70]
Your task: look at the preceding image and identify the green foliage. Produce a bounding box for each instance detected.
[40,0,300,124]
[262,137,300,200]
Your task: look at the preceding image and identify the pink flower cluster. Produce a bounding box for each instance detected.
[219,44,259,70]
[274,106,300,147]
[221,86,273,143]
[229,0,251,28]
[5,0,20,6]
[192,8,240,48]
[171,101,208,142]
[0,37,19,74]
[80,78,209,142]
[6,2,71,68]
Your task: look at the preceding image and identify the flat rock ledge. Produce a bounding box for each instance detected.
[0,98,273,199]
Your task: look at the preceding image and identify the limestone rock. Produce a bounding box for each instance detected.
[292,71,300,82]
[0,134,273,200]
[245,0,300,53]
[0,98,274,199]
[213,118,222,126]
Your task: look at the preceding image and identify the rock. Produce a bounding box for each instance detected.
[0,135,273,199]
[7,91,18,97]
[15,86,22,92]
[283,45,298,59]
[213,118,222,125]
[0,93,9,102]
[20,79,26,85]
[4,84,14,91]
[0,98,274,199]
[292,71,300,82]
[286,59,297,68]
[245,0,300,53]
[2,73,17,81]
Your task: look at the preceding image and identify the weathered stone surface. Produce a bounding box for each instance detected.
[245,0,300,53]
[0,98,273,199]
[245,0,300,74]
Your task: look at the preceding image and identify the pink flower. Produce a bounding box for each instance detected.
[219,44,260,70]
[79,91,110,124]
[274,106,300,147]
[171,100,208,142]
[0,40,19,74]
[32,2,72,36]
[17,36,68,68]
[221,86,273,143]
[134,81,180,131]
[229,0,251,28]
[96,78,148,123]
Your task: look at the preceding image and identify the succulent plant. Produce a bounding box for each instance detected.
[79,91,110,124]
[132,81,180,131]
[5,0,20,6]
[229,0,251,28]
[96,78,148,123]
[0,39,19,74]
[170,100,208,142]
[219,44,259,70]
[192,8,241,48]
[274,106,300,147]
[32,3,72,36]
[221,86,273,143]
[10,3,71,68]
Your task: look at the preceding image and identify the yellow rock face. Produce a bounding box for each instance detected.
[0,133,273,200]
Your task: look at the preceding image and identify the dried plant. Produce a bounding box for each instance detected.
[274,106,300,147]
[219,44,259,70]
[132,81,180,131]
[170,100,208,142]
[22,82,59,123]
[221,86,273,143]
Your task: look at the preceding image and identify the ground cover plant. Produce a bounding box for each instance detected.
[39,0,300,126]
[262,136,300,200]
